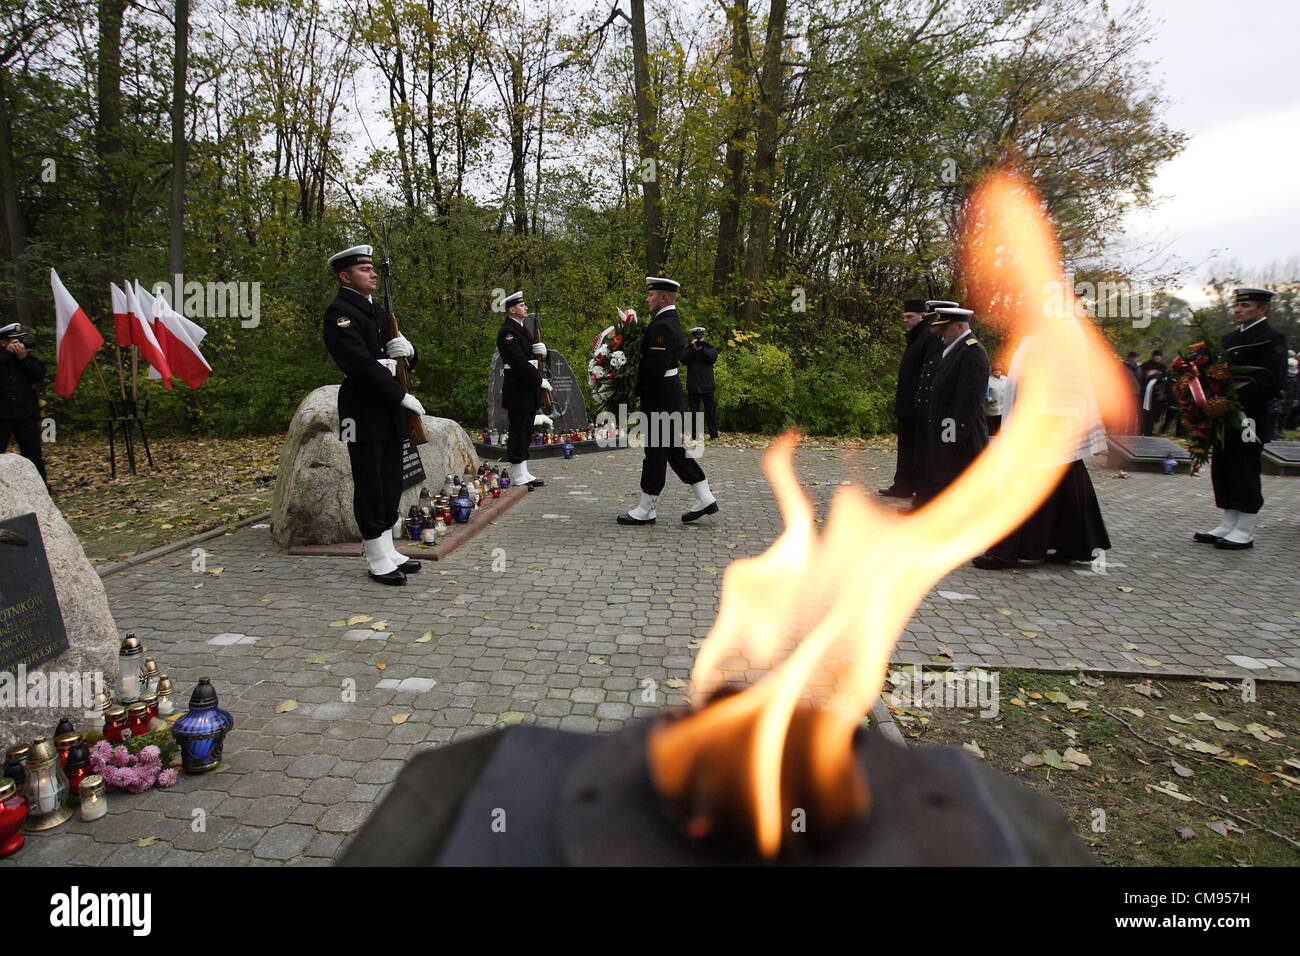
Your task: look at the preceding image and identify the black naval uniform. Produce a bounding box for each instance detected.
[1211,317,1288,514]
[921,332,990,499]
[496,316,543,467]
[679,337,719,439]
[639,305,705,494]
[0,336,47,483]
[322,286,418,540]
[891,321,940,496]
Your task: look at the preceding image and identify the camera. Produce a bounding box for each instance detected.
[0,322,30,344]
[689,326,706,342]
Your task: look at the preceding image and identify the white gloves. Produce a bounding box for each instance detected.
[540,379,553,392]
[386,335,415,359]
[532,342,547,357]
[400,394,426,416]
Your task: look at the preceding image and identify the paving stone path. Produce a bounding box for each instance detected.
[6,443,1297,866]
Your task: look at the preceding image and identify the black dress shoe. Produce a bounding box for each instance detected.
[682,500,719,523]
[1192,532,1223,544]
[368,569,407,585]
[877,486,912,499]
[617,512,656,525]
[526,479,545,488]
[396,559,421,574]
[1213,538,1253,550]
[972,554,1017,570]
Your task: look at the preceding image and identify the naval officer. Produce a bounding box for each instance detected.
[495,290,551,488]
[1194,288,1289,550]
[617,277,719,525]
[322,244,424,585]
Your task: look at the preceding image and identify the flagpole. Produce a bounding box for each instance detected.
[90,356,113,400]
[130,344,138,403]
[114,344,127,398]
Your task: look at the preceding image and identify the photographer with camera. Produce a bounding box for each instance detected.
[679,325,719,440]
[0,322,48,484]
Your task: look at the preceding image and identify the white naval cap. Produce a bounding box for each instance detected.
[646,276,680,292]
[502,291,525,308]
[328,245,373,271]
[925,300,960,311]
[928,307,974,327]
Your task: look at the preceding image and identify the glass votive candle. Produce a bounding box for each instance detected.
[79,775,108,822]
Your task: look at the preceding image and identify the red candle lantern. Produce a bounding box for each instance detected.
[103,705,128,744]
[0,778,28,858]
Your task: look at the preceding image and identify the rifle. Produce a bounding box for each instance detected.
[531,302,552,412]
[381,234,428,445]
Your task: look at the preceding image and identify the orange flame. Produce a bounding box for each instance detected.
[647,169,1135,858]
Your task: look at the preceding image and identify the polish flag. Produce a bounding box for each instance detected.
[113,281,172,388]
[139,282,210,388]
[50,269,104,399]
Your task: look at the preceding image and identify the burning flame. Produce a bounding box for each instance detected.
[648,169,1135,858]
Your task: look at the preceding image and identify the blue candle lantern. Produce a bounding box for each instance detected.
[563,442,574,459]
[1161,456,1175,475]
[406,505,423,540]
[499,470,511,489]
[172,679,234,774]
[452,485,474,523]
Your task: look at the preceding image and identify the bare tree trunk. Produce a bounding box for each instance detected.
[0,68,31,326]
[169,0,188,285]
[740,0,786,328]
[96,0,128,290]
[509,52,527,240]
[711,0,749,308]
[629,0,663,275]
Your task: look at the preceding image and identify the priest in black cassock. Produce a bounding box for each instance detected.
[880,299,940,499]
[1194,288,1289,550]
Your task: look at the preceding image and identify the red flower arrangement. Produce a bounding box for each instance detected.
[1168,315,1264,467]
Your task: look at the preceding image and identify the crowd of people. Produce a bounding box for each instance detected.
[881,289,1292,563]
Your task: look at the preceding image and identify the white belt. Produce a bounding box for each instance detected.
[379,359,397,377]
[664,368,678,377]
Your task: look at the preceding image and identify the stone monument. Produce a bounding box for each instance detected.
[270,385,477,549]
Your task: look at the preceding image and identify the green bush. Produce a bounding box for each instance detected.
[714,343,796,433]
[791,365,894,436]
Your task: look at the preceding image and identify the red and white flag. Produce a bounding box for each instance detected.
[50,269,104,399]
[138,281,210,388]
[112,281,172,388]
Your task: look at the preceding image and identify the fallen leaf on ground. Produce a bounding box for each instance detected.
[1148,781,1192,801]
[369,621,388,631]
[1020,753,1045,767]
[1171,760,1194,778]
[963,741,985,759]
[346,614,373,626]
[390,713,410,724]
[664,678,687,688]
[275,700,298,713]
[1063,747,1092,766]
[414,631,433,644]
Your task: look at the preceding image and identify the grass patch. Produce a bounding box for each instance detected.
[888,666,1300,866]
[44,433,284,565]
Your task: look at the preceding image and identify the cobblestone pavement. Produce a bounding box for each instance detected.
[7,442,1298,866]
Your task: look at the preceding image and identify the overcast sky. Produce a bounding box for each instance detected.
[1119,0,1300,303]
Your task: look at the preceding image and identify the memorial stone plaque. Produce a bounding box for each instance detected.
[0,512,70,672]
[401,438,427,490]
